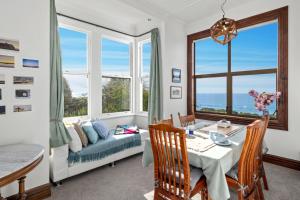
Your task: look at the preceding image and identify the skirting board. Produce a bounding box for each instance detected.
[7,183,51,200]
[263,154,300,171]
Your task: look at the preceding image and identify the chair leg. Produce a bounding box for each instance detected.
[257,181,265,200]
[154,189,160,200]
[261,164,269,190]
[200,188,208,200]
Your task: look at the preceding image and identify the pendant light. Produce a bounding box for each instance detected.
[210,0,237,45]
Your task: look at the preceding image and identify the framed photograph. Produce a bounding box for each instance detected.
[0,55,15,68]
[13,76,34,85]
[0,89,2,100]
[13,105,32,112]
[16,89,31,99]
[0,106,5,114]
[0,38,19,51]
[170,86,182,99]
[23,58,39,68]
[0,74,4,84]
[172,68,181,83]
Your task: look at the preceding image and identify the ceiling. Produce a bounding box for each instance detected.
[56,0,251,29]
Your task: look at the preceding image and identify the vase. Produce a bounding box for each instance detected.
[262,110,269,116]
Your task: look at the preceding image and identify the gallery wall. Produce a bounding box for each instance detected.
[0,0,50,197]
[185,0,300,161]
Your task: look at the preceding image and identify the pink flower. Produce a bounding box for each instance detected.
[249,90,281,113]
[249,89,259,97]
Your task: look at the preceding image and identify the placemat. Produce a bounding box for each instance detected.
[197,124,242,136]
[186,136,216,152]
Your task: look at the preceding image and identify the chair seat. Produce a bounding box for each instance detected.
[165,166,203,188]
[226,163,238,180]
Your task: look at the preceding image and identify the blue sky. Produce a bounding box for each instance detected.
[195,21,278,94]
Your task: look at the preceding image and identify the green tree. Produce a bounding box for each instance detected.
[102,78,130,113]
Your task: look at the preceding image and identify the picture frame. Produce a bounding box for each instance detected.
[170,86,182,99]
[0,38,19,51]
[23,58,39,68]
[15,89,31,99]
[13,76,34,85]
[0,55,15,68]
[172,68,181,83]
[13,105,32,112]
[0,106,5,114]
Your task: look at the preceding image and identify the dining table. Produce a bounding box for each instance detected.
[142,121,267,200]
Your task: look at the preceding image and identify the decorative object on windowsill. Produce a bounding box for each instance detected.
[248,89,281,116]
[217,119,231,128]
[210,0,238,45]
[172,68,181,83]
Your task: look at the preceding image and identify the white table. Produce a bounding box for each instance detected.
[142,125,247,200]
[0,144,44,199]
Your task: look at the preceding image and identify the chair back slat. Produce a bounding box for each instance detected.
[178,112,195,127]
[149,124,191,198]
[238,119,266,198]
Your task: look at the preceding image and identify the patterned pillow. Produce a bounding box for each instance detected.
[81,122,99,144]
[73,123,88,147]
[92,120,109,139]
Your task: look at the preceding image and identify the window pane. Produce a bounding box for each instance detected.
[232,21,278,71]
[142,42,151,111]
[102,77,131,113]
[196,77,227,113]
[101,38,130,76]
[59,27,87,73]
[232,74,277,117]
[195,38,228,74]
[63,74,88,117]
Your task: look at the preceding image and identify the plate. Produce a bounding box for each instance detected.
[214,140,232,146]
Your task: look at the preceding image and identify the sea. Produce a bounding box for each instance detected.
[196,93,276,115]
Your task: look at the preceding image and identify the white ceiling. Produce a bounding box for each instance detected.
[56,0,251,30]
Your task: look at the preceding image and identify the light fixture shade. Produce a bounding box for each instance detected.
[210,17,238,45]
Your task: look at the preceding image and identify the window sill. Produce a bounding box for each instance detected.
[100,112,135,119]
[135,112,148,117]
[195,112,288,131]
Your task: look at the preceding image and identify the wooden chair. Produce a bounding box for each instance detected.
[178,112,195,127]
[149,124,208,200]
[154,114,174,126]
[260,115,270,190]
[226,120,266,200]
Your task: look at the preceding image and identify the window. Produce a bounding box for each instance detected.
[101,38,132,113]
[187,7,288,130]
[59,27,88,118]
[139,40,151,112]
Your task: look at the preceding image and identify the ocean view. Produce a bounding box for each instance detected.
[196,93,276,115]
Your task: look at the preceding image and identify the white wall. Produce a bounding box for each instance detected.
[186,0,300,161]
[0,0,50,197]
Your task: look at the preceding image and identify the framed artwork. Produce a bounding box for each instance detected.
[172,68,181,83]
[13,105,32,112]
[0,106,5,114]
[0,55,15,68]
[23,58,39,68]
[15,89,31,99]
[170,86,182,99]
[0,74,4,84]
[13,76,34,84]
[0,38,19,51]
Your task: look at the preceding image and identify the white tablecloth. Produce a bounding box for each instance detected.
[142,125,247,200]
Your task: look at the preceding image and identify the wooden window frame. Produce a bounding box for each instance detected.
[187,6,288,130]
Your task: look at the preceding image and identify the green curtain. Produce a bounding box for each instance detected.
[148,28,163,124]
[50,0,71,148]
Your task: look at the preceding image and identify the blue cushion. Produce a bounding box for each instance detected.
[81,122,99,144]
[92,120,109,139]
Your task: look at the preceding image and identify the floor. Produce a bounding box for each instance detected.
[47,154,300,200]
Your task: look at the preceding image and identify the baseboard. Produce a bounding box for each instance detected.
[263,154,300,171]
[7,183,51,200]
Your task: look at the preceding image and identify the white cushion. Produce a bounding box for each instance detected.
[67,126,82,152]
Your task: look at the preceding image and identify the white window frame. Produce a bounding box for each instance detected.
[59,24,91,119]
[137,38,151,115]
[100,35,134,118]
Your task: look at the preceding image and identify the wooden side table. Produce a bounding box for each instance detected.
[0,144,44,199]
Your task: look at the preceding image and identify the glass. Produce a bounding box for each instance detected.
[63,74,88,117]
[102,77,131,113]
[196,77,227,113]
[59,27,87,73]
[194,37,228,74]
[101,38,130,76]
[232,21,278,72]
[142,42,151,111]
[232,73,277,116]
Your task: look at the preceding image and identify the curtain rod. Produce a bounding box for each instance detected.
[57,13,152,38]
